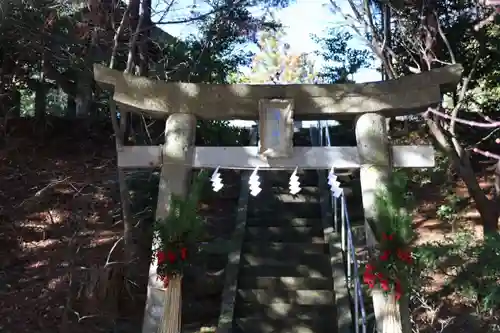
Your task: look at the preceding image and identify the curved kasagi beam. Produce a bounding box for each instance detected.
[93,64,463,120]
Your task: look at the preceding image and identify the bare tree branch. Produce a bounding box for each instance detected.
[427,108,500,129]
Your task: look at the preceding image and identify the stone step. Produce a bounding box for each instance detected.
[257,184,319,197]
[248,198,320,208]
[240,264,331,278]
[341,194,363,206]
[234,302,334,321]
[270,192,319,203]
[293,139,313,145]
[236,289,333,305]
[268,176,318,188]
[330,204,365,223]
[246,217,323,228]
[269,179,319,187]
[293,136,313,146]
[244,227,324,243]
[247,225,324,235]
[330,169,357,176]
[259,169,317,178]
[241,253,329,268]
[343,210,365,226]
[333,186,357,198]
[238,276,332,290]
[351,224,367,245]
[242,242,327,256]
[234,316,335,333]
[242,248,328,263]
[250,186,319,196]
[247,203,322,219]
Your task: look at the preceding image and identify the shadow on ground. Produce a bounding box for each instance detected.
[0,120,244,333]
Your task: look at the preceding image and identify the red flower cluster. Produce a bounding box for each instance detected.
[379,233,413,264]
[378,248,412,264]
[156,247,188,287]
[396,248,412,264]
[362,233,413,301]
[382,233,394,241]
[157,247,188,265]
[363,264,403,300]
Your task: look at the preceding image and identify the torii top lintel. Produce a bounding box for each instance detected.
[93,64,463,120]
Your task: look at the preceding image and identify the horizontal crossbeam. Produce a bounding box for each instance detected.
[117,146,435,169]
[94,64,462,120]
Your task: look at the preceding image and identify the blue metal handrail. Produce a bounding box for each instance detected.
[317,121,367,333]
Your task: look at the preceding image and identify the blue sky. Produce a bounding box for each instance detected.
[152,0,381,127]
[153,0,381,84]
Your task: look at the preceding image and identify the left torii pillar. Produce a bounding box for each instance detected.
[142,113,196,333]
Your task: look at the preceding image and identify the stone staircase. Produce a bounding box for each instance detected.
[227,129,336,333]
[217,129,367,333]
[233,168,337,333]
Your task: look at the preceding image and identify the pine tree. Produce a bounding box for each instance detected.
[248,26,317,84]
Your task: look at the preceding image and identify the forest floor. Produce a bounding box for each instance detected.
[0,120,241,333]
[408,164,500,333]
[0,119,498,333]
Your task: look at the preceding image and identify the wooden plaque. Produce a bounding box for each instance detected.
[258,99,294,158]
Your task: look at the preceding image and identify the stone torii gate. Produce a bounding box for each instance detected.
[93,63,462,333]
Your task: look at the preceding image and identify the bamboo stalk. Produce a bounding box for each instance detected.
[158,275,182,333]
[382,292,402,333]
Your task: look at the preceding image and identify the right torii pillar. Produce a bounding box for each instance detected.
[356,113,412,333]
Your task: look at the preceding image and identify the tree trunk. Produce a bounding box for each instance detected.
[138,0,152,77]
[495,161,500,203]
[120,0,146,269]
[66,86,76,118]
[75,26,99,118]
[2,89,21,117]
[35,81,46,122]
[481,203,499,234]
[492,161,500,232]
[455,153,498,233]
[75,85,93,117]
[109,98,136,272]
[11,90,20,117]
[427,117,499,234]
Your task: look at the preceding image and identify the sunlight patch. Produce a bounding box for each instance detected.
[26,259,49,269]
[22,239,59,249]
[47,275,65,290]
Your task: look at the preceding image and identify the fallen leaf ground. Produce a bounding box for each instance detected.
[410,170,499,333]
[0,120,241,333]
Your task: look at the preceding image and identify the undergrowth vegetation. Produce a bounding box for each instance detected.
[361,163,500,332]
[415,232,500,313]
[405,165,500,332]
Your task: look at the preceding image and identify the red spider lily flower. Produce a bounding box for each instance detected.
[394,280,402,301]
[363,269,377,288]
[397,249,412,264]
[365,264,375,272]
[180,247,187,260]
[380,278,390,291]
[381,233,394,241]
[157,251,166,265]
[167,250,176,263]
[380,250,391,261]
